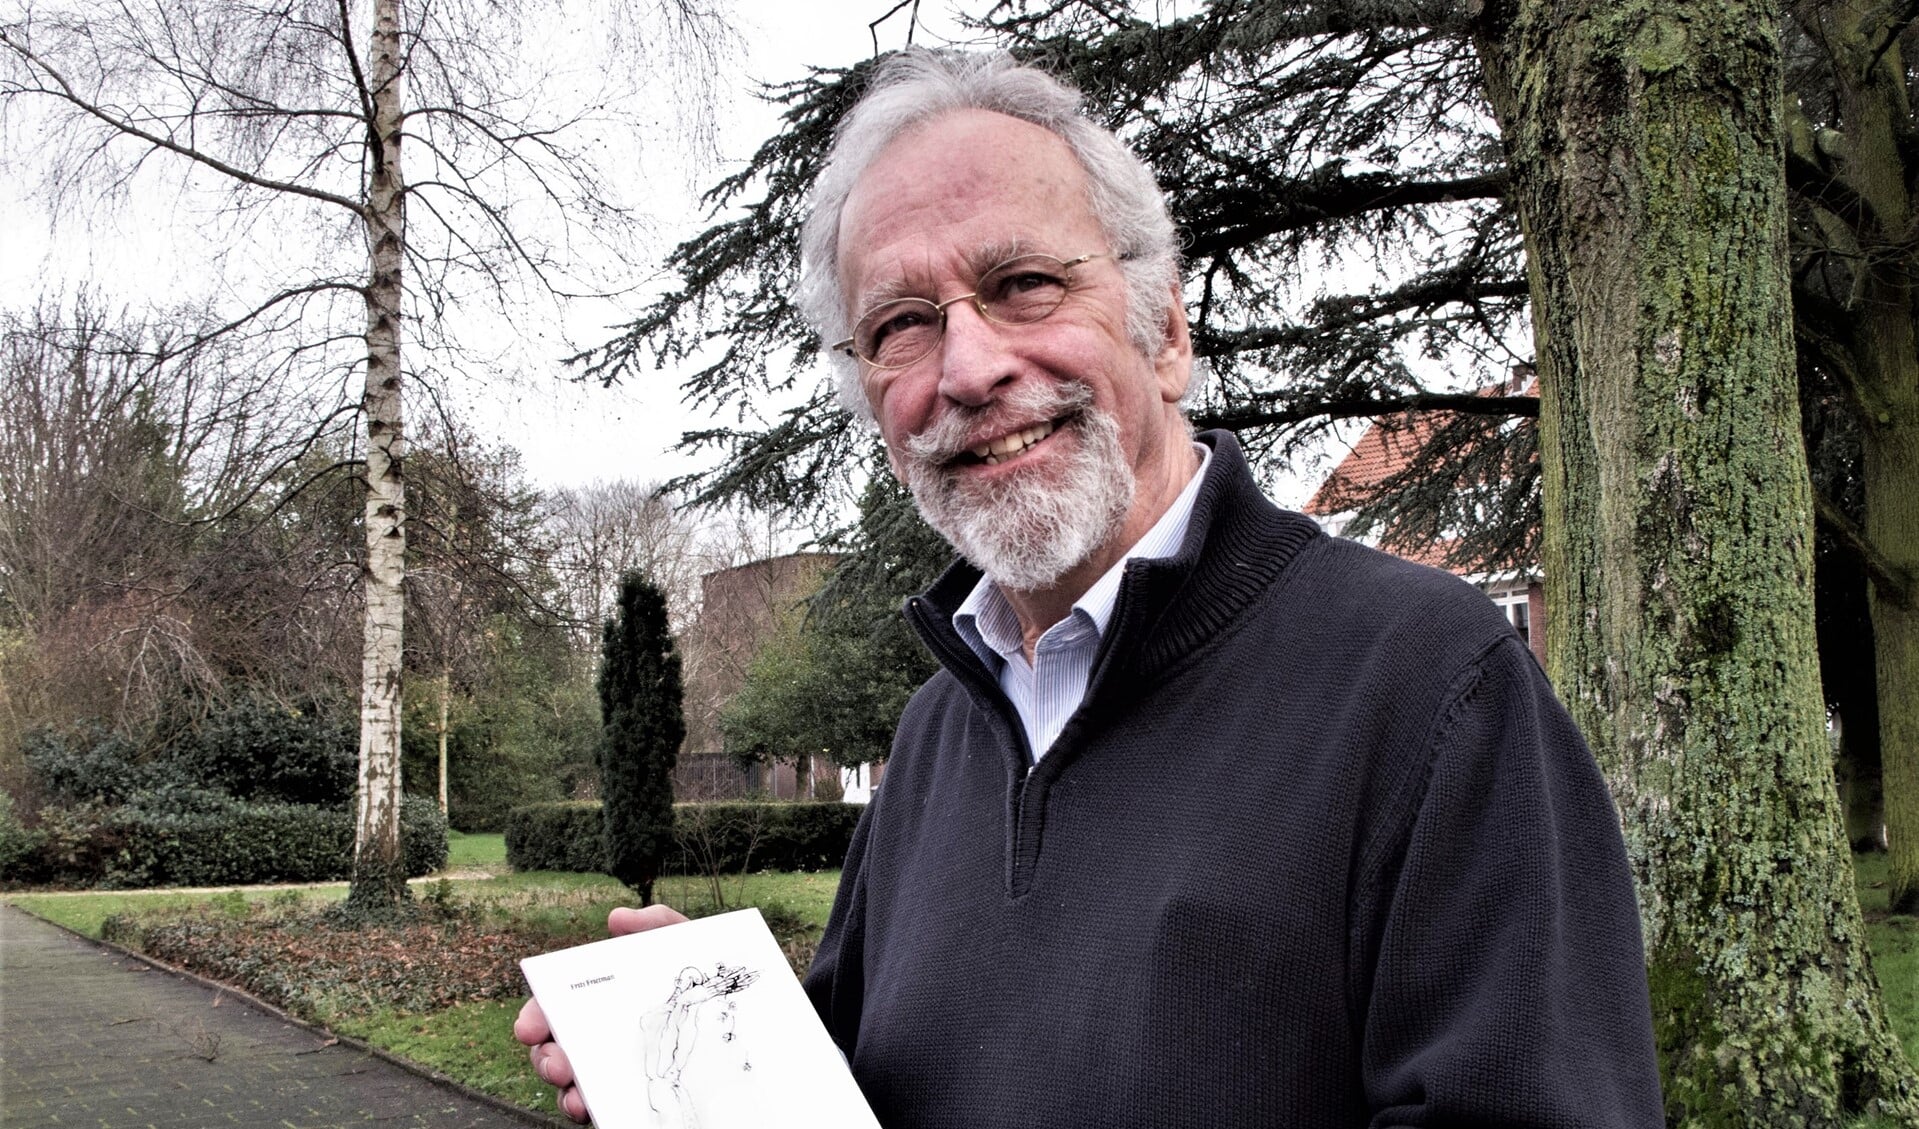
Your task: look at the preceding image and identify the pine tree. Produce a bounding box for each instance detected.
[597,570,683,905]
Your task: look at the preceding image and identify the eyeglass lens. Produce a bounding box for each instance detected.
[853,254,1080,369]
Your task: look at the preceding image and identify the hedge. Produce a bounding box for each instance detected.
[502,801,606,874]
[2,796,447,889]
[504,801,863,877]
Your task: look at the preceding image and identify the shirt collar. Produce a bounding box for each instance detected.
[954,442,1213,663]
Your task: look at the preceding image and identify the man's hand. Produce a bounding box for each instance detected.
[513,904,690,1123]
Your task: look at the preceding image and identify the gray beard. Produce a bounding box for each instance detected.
[899,383,1135,592]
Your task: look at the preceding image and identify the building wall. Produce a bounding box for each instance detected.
[672,552,843,800]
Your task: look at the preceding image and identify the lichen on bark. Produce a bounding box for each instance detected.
[1473,0,1919,1121]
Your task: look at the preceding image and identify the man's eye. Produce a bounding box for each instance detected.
[870,306,932,344]
[986,269,1065,299]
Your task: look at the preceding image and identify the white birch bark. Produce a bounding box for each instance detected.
[351,0,409,910]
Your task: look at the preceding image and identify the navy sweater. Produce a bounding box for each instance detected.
[804,431,1662,1128]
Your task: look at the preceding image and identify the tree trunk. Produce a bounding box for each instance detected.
[1796,0,1919,913]
[437,666,451,817]
[1873,416,1919,909]
[1473,0,1919,1122]
[348,0,410,916]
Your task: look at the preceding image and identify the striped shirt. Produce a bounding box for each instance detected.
[953,443,1212,762]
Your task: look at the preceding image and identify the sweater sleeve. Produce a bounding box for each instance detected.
[1352,636,1664,1128]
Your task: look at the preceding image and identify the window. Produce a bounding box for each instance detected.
[1492,590,1531,644]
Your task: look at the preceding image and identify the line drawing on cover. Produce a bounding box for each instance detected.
[640,962,762,1128]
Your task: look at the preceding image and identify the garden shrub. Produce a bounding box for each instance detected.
[0,791,47,884]
[181,696,355,806]
[503,800,863,875]
[503,801,607,872]
[21,724,195,805]
[7,795,446,888]
[669,801,863,875]
[401,796,451,876]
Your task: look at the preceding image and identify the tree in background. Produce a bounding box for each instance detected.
[723,472,942,772]
[406,416,567,817]
[1474,0,1917,1118]
[0,298,361,774]
[1,0,731,915]
[1783,4,1919,910]
[547,481,711,643]
[0,292,601,835]
[597,571,683,905]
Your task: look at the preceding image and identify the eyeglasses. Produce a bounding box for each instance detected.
[833,252,1108,370]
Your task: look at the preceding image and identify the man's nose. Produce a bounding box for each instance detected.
[936,300,1017,407]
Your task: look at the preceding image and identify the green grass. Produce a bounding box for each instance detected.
[445,831,506,870]
[7,866,842,949]
[9,884,349,937]
[1856,851,1919,1067]
[331,1000,545,1111]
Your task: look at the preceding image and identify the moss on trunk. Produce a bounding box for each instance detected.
[1474,0,1919,1121]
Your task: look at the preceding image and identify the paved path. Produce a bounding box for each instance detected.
[0,906,553,1128]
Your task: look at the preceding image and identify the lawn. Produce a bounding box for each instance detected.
[8,851,1915,1117]
[1855,851,1919,1067]
[445,829,506,870]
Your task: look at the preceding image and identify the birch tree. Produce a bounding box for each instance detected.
[0,0,730,914]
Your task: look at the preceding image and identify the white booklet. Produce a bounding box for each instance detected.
[520,908,880,1129]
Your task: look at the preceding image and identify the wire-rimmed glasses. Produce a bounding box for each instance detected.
[832,252,1108,370]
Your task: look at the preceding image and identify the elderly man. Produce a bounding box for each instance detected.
[519,49,1663,1127]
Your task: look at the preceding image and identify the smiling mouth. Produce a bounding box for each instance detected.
[966,419,1061,466]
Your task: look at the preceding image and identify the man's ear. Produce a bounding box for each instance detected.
[1153,283,1194,405]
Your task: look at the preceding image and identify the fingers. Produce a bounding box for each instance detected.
[528,1039,592,1122]
[607,904,690,935]
[512,997,551,1047]
[528,1040,574,1089]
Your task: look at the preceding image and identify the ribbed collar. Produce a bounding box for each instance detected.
[951,442,1213,668]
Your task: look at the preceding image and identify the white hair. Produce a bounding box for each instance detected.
[797,49,1183,423]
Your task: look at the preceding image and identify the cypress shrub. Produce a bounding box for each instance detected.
[596,572,683,903]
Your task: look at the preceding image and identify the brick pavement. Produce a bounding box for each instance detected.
[0,905,555,1128]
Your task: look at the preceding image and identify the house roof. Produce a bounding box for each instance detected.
[1303,370,1538,579]
[1304,370,1538,520]
[1303,416,1439,517]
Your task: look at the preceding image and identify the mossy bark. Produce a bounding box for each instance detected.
[1473,0,1919,1122]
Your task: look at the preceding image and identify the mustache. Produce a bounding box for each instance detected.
[900,381,1095,466]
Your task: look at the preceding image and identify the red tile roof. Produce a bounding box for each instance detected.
[1304,371,1538,520]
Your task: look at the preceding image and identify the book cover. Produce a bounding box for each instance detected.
[520,908,880,1129]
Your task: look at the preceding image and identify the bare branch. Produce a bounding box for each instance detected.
[0,27,363,214]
